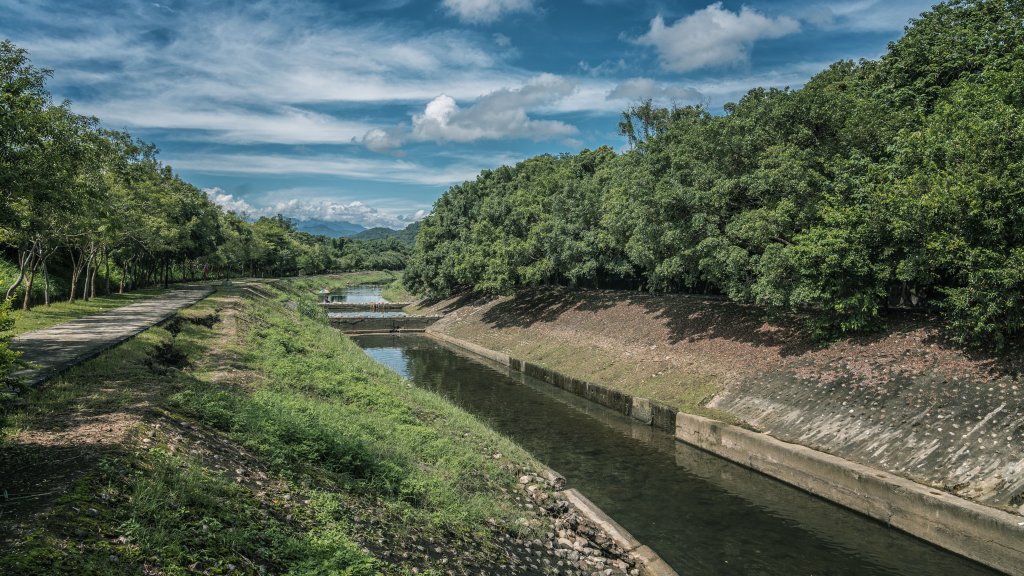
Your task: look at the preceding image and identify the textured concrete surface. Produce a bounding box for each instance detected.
[676,412,1024,576]
[709,368,1024,508]
[9,287,214,387]
[429,330,1024,575]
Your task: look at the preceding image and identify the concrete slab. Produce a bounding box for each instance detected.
[9,287,214,387]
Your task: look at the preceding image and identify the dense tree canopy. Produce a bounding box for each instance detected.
[407,0,1024,347]
[0,38,410,313]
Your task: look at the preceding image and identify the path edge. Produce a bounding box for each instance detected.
[11,287,215,388]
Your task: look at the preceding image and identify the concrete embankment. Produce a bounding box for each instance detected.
[426,328,1024,576]
[423,289,1024,512]
[330,315,442,333]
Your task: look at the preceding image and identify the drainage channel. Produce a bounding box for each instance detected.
[351,333,1000,576]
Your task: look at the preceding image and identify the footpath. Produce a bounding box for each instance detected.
[7,286,214,388]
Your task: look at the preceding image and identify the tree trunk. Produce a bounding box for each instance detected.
[21,252,39,310]
[68,251,81,304]
[89,263,98,300]
[42,261,50,305]
[4,247,30,301]
[82,258,91,301]
[104,250,111,295]
[119,258,129,294]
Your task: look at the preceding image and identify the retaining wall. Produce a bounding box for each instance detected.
[426,329,1024,576]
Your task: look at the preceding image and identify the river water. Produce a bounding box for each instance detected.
[328,284,407,319]
[351,332,998,576]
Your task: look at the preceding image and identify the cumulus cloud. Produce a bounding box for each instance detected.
[635,3,800,72]
[442,0,534,24]
[204,188,256,215]
[358,74,578,150]
[203,188,428,228]
[607,78,703,105]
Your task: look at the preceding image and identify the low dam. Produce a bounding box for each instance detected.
[352,333,1000,576]
[324,284,440,333]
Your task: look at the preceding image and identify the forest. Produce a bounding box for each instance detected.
[1,37,410,312]
[405,0,1024,347]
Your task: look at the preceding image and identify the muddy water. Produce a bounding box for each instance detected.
[352,333,1000,576]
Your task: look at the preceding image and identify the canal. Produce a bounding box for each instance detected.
[351,332,999,576]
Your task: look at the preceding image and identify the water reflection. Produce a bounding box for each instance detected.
[353,333,997,576]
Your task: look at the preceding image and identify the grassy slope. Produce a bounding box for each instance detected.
[0,279,552,574]
[275,271,397,296]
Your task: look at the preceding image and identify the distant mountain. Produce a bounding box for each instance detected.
[294,219,366,238]
[351,221,421,244]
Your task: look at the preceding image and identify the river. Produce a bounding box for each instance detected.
[340,286,997,575]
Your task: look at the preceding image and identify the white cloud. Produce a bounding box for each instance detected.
[88,104,373,145]
[607,78,703,105]
[173,153,486,186]
[204,188,256,215]
[635,3,800,72]
[493,32,512,47]
[442,0,534,24]
[204,187,428,228]
[6,0,532,144]
[805,1,933,33]
[359,74,578,149]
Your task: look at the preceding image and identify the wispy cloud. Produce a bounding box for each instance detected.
[6,0,528,142]
[635,3,800,72]
[170,152,487,187]
[802,1,934,32]
[442,0,535,24]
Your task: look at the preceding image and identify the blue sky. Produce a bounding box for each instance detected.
[1,0,935,228]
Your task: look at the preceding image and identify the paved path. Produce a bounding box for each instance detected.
[8,287,215,387]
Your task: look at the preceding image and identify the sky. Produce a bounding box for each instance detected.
[1,0,936,229]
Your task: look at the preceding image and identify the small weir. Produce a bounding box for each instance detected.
[324,284,440,333]
[351,331,1000,576]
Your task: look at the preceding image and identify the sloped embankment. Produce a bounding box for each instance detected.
[424,288,1024,514]
[0,284,650,575]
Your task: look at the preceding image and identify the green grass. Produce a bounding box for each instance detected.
[1,284,547,574]
[381,277,415,303]
[6,288,169,336]
[274,271,398,297]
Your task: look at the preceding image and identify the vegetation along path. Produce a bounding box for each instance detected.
[8,286,214,388]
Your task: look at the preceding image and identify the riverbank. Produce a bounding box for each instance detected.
[423,288,1024,516]
[0,279,649,575]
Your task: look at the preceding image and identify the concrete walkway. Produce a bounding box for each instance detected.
[8,287,214,387]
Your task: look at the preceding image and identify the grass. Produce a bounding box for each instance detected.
[1,277,549,574]
[6,288,169,336]
[381,277,415,303]
[274,271,398,297]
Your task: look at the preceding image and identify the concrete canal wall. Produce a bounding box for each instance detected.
[427,329,1024,576]
[331,315,442,333]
